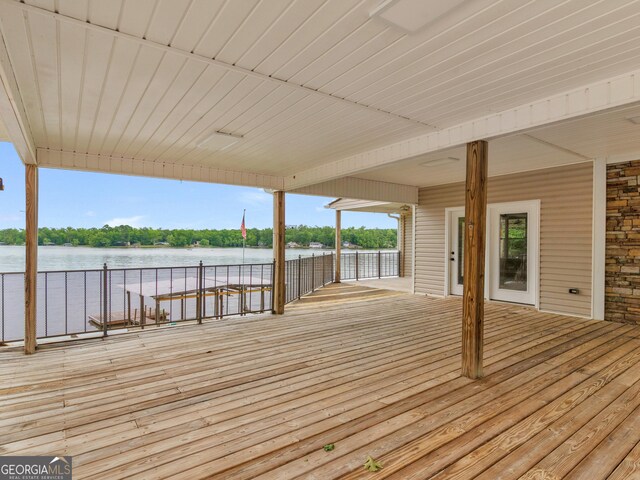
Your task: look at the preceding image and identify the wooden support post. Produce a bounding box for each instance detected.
[335,210,341,283]
[462,140,488,379]
[24,164,38,354]
[273,191,285,314]
[399,215,405,277]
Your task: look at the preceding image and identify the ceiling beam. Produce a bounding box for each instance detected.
[285,68,640,189]
[1,0,434,132]
[521,134,590,160]
[0,23,36,164]
[36,149,284,190]
[601,151,640,165]
[290,176,418,204]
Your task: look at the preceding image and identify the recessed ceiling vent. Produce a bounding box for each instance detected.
[421,157,460,167]
[369,0,467,34]
[196,131,243,150]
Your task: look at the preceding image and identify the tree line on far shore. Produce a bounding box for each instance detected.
[0,225,397,249]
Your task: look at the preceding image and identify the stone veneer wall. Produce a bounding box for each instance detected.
[606,160,640,324]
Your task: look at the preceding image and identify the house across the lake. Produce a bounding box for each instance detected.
[2,1,640,477]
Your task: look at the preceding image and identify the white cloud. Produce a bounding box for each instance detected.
[85,210,96,217]
[103,215,145,227]
[239,190,272,207]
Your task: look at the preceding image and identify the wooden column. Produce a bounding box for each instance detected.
[273,190,285,314]
[335,210,341,283]
[24,164,38,354]
[398,215,405,277]
[462,140,488,379]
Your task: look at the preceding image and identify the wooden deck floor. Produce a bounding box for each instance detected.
[3,290,640,479]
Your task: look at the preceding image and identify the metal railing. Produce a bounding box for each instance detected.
[0,262,274,343]
[340,251,401,281]
[0,251,400,343]
[285,253,334,304]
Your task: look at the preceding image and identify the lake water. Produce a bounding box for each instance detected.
[0,245,349,273]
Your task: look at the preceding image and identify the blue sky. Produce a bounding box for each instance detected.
[0,143,394,230]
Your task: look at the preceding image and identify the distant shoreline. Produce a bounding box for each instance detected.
[0,244,372,250]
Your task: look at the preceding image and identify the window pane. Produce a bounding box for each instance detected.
[499,213,527,291]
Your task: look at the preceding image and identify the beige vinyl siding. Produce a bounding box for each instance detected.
[401,213,413,278]
[415,162,593,317]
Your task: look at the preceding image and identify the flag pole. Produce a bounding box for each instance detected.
[242,209,246,265]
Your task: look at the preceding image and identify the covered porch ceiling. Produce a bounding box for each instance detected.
[1,0,640,200]
[0,114,8,142]
[326,197,411,214]
[357,102,640,187]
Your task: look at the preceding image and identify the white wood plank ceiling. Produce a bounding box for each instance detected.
[1,0,640,191]
[0,115,8,141]
[354,132,586,187]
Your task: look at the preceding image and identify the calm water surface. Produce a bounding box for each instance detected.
[0,246,390,272]
[0,246,396,272]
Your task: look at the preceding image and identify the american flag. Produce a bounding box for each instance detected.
[241,211,246,239]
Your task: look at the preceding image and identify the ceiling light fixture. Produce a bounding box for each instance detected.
[196,131,243,150]
[369,0,466,34]
[626,115,640,125]
[421,157,460,167]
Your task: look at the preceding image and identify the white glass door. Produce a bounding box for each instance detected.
[448,209,465,296]
[447,201,538,306]
[489,202,538,305]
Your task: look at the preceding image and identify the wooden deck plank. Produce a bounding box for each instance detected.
[609,440,640,479]
[1,306,544,440]
[376,341,640,480]
[252,326,639,480]
[1,292,640,479]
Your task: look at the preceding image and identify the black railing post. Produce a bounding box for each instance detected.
[311,254,316,292]
[355,251,359,281]
[102,263,108,337]
[322,253,326,285]
[397,250,401,277]
[331,253,335,283]
[378,251,382,278]
[297,255,302,300]
[197,261,203,324]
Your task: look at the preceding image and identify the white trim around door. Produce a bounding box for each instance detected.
[446,200,540,307]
